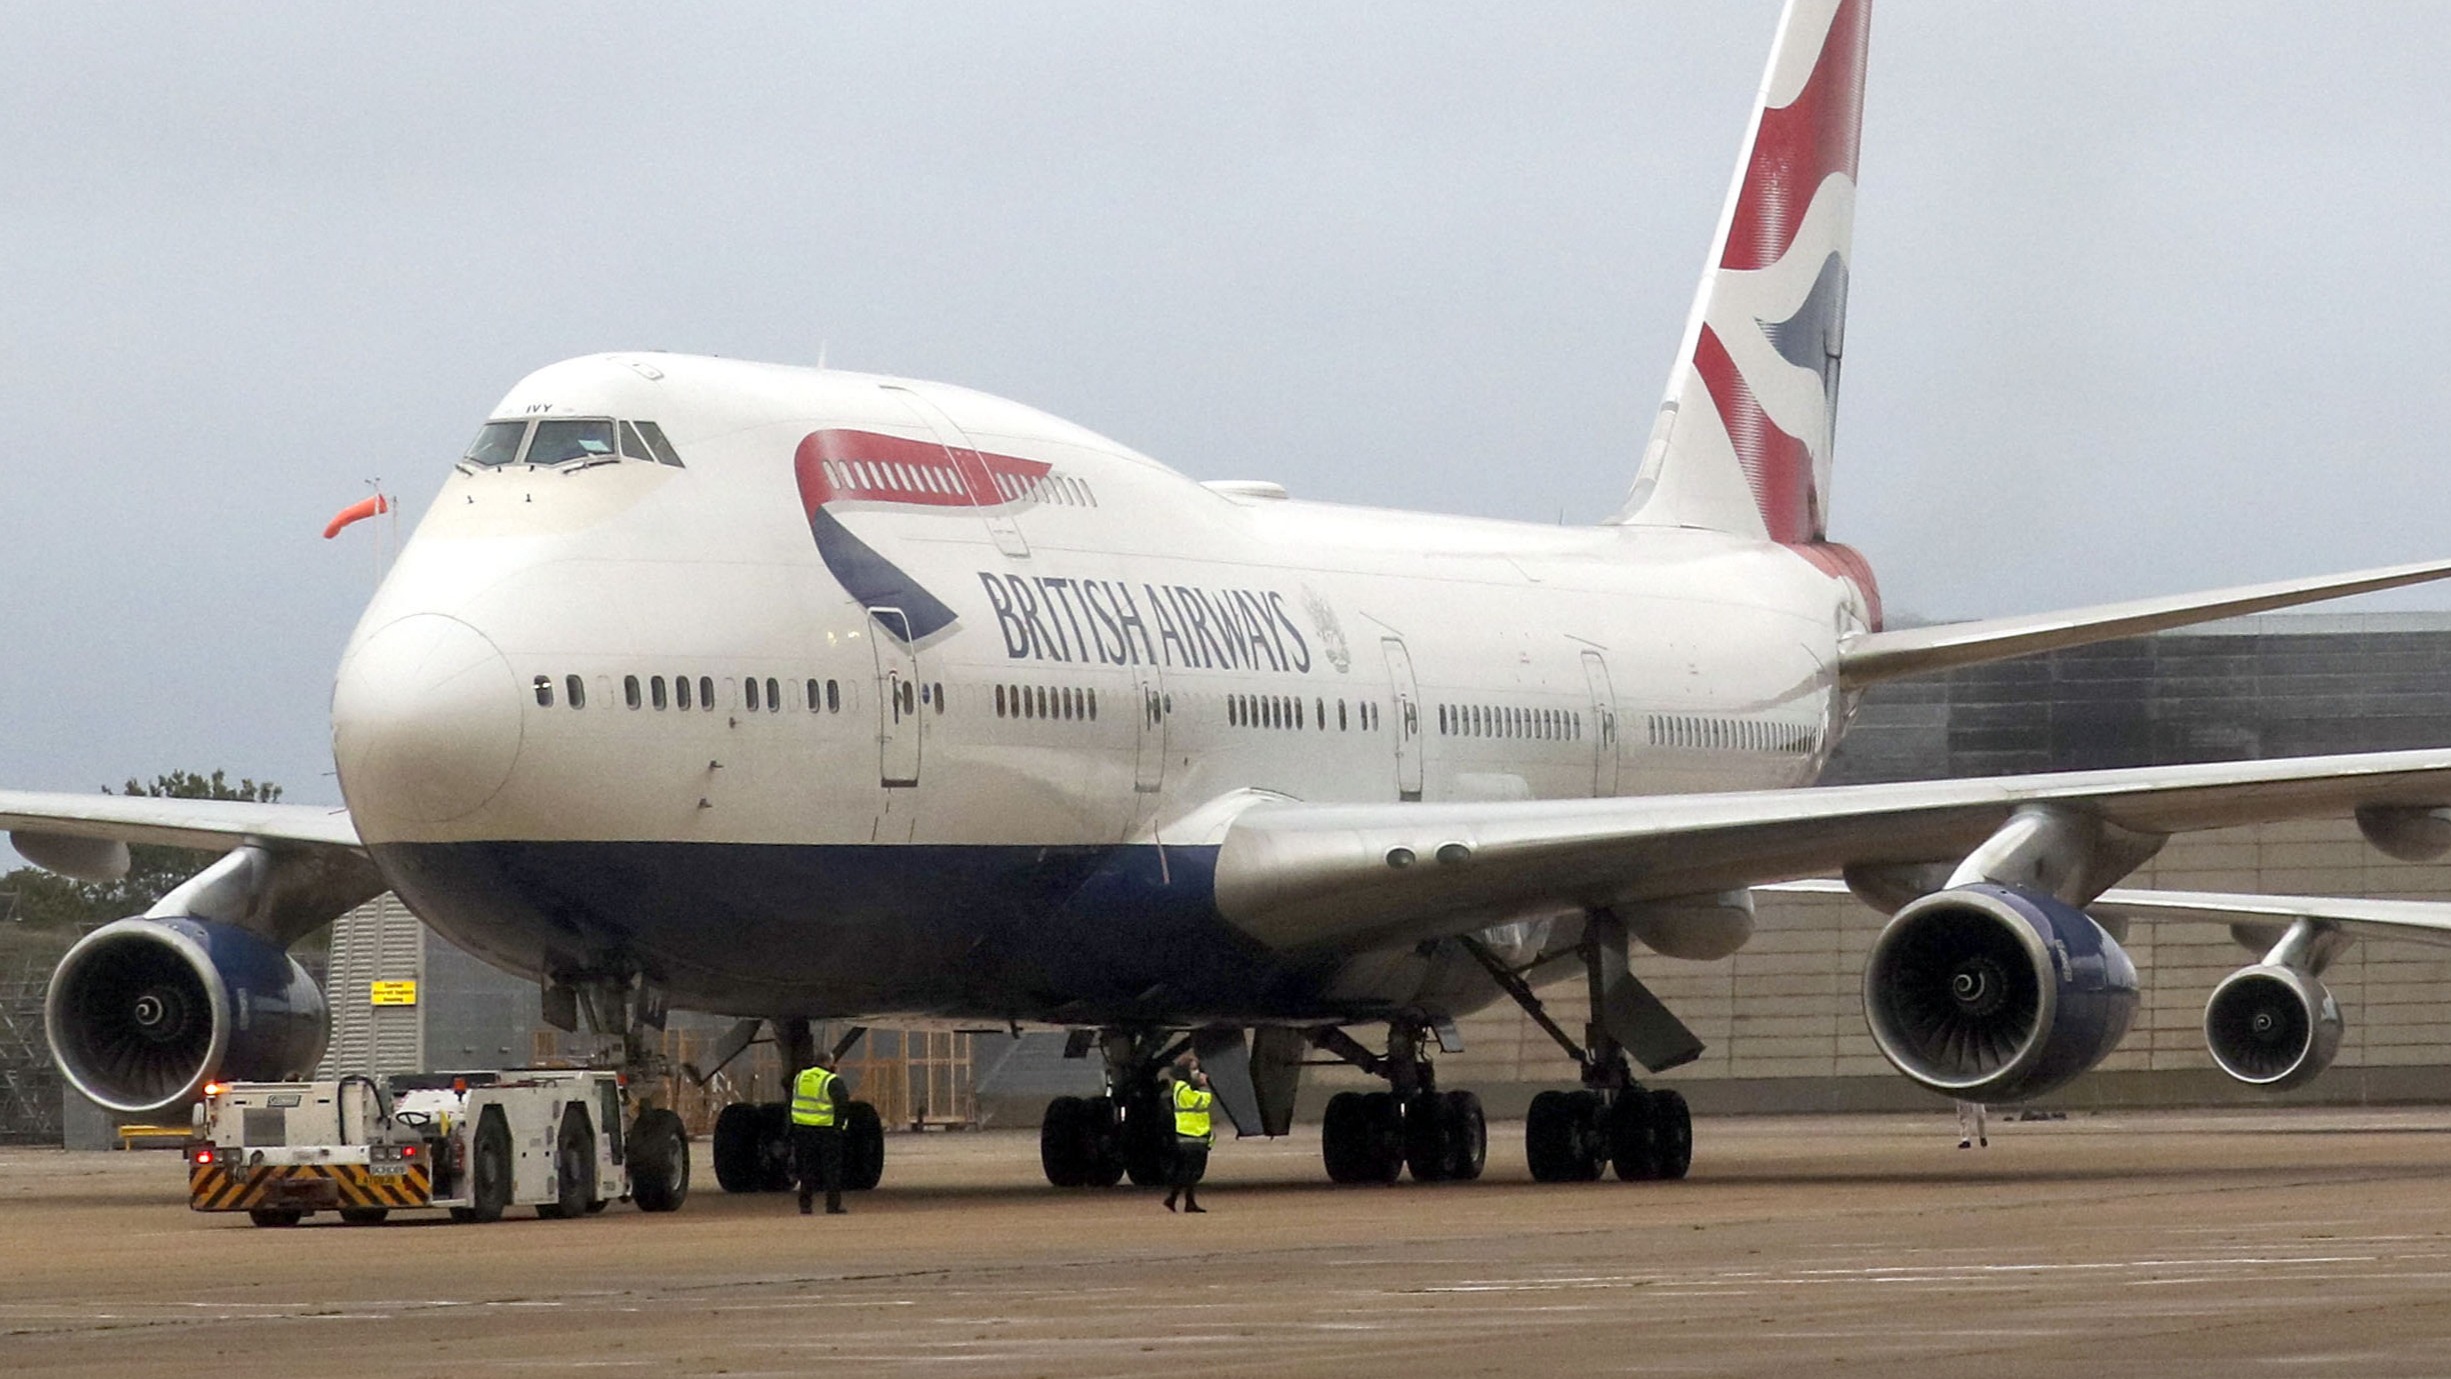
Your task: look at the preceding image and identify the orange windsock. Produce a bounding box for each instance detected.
[323,493,390,539]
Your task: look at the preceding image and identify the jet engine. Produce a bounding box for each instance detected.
[44,916,327,1115]
[2203,963,2342,1090]
[1863,883,2138,1102]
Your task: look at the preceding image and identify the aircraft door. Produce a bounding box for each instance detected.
[1581,649,1620,796]
[869,607,923,788]
[881,384,1030,558]
[1381,637,1424,802]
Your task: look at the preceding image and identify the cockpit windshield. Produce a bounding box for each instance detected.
[459,417,687,471]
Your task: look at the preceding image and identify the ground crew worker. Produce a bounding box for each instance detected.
[791,1050,848,1215]
[1956,1098,1988,1150]
[1162,1053,1215,1213]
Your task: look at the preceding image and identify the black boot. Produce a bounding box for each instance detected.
[1163,1191,1177,1212]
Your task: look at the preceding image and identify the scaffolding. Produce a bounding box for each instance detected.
[0,965,63,1144]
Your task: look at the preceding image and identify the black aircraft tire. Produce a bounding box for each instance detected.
[1650,1089,1693,1181]
[1081,1095,1125,1187]
[1121,1088,1171,1187]
[1444,1090,1488,1182]
[1322,1091,1369,1183]
[1358,1092,1405,1184]
[711,1102,765,1195]
[1566,1091,1608,1181]
[469,1107,513,1224]
[757,1102,797,1192]
[628,1108,690,1212]
[1609,1090,1660,1182]
[1403,1093,1450,1183]
[844,1101,885,1191]
[1040,1096,1086,1186]
[1525,1090,1576,1182]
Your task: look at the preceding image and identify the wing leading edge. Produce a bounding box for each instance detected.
[1211,748,2451,955]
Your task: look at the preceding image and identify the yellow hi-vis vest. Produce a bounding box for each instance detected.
[1172,1079,1214,1144]
[790,1066,839,1127]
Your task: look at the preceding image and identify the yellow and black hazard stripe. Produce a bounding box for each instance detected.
[189,1161,432,1212]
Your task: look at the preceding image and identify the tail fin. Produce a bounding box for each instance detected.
[1614,0,1871,543]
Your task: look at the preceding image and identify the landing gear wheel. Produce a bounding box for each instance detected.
[842,1101,886,1191]
[337,1206,389,1226]
[1527,1089,1605,1182]
[1442,1090,1487,1182]
[1323,1090,1405,1184]
[1609,1089,1659,1181]
[1040,1096,1123,1187]
[756,1102,796,1192]
[469,1106,513,1223]
[627,1107,691,1212]
[712,1102,766,1194]
[537,1105,597,1219]
[1649,1088,1693,1181]
[1121,1086,1173,1187]
[248,1207,304,1228]
[1404,1092,1452,1182]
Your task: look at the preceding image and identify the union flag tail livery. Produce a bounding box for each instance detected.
[1619,0,1869,552]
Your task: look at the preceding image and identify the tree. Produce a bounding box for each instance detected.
[1,771,282,930]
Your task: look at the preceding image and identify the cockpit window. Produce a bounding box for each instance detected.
[632,420,685,468]
[527,419,619,467]
[619,421,656,463]
[463,420,529,468]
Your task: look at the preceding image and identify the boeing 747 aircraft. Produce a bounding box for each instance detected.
[20,0,2451,1198]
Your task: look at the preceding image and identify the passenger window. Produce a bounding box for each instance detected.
[1087,689,1096,721]
[624,675,642,710]
[826,679,840,713]
[745,679,761,712]
[807,678,820,712]
[533,675,554,708]
[567,675,585,709]
[651,676,668,710]
[766,678,782,713]
[463,420,529,468]
[633,420,686,468]
[934,682,946,715]
[676,676,693,711]
[1341,701,1350,731]
[528,418,619,467]
[700,676,715,711]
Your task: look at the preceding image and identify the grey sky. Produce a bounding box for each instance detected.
[4,3,2449,814]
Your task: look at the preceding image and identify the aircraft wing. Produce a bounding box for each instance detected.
[1210,748,2451,954]
[0,790,363,854]
[1836,556,2451,688]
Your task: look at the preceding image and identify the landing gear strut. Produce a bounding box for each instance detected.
[1314,1021,1488,1185]
[1462,912,1694,1184]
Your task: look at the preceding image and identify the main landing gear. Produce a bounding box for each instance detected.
[1040,1030,1184,1188]
[704,1018,887,1195]
[1459,913,1694,1184]
[1312,1023,1488,1185]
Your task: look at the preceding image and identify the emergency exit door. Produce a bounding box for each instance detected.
[1381,637,1423,802]
[869,607,922,787]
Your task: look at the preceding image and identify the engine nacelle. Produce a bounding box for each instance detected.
[1863,883,2138,1102]
[2203,964,2342,1090]
[44,916,327,1115]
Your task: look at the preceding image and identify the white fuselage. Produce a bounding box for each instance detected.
[329,353,1866,1024]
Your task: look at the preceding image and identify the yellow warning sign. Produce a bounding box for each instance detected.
[370,980,418,1007]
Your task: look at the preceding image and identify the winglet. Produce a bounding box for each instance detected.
[1837,556,2451,688]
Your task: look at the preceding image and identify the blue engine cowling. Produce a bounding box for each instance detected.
[1862,883,2138,1102]
[44,916,327,1115]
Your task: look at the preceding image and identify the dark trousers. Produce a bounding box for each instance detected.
[794,1124,844,1213]
[1165,1140,1209,1204]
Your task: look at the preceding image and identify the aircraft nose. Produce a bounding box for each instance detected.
[332,613,523,828]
